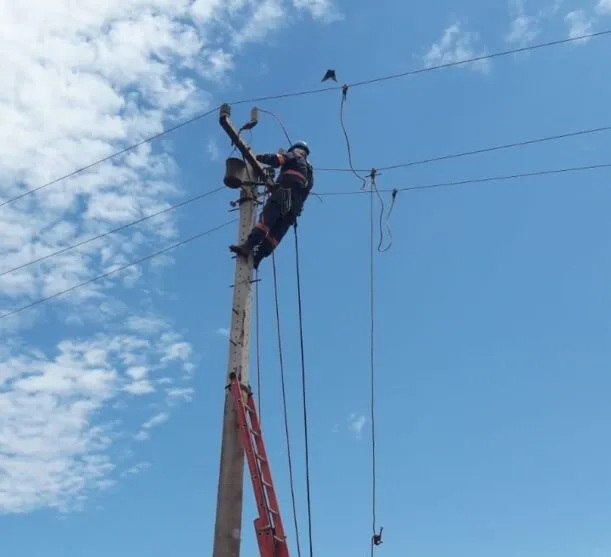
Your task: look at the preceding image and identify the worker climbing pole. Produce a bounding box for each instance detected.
[212,104,315,557]
[229,140,314,270]
[212,103,273,557]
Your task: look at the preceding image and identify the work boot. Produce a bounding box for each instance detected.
[229,225,267,259]
[229,243,251,258]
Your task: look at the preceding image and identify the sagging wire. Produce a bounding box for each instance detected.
[293,223,315,557]
[340,85,398,251]
[257,107,324,206]
[258,107,293,146]
[255,271,262,421]
[368,185,384,554]
[270,251,304,557]
[339,84,369,190]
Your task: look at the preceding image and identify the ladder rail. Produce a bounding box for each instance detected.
[248,390,287,542]
[229,373,290,557]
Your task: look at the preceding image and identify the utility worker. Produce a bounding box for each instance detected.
[229,140,314,269]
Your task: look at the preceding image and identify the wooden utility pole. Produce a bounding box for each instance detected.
[212,104,268,557]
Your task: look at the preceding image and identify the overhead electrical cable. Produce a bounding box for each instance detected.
[5,29,608,209]
[316,124,611,173]
[0,186,224,279]
[5,162,611,279]
[0,220,236,321]
[293,225,315,557]
[368,182,383,554]
[318,162,611,196]
[270,253,303,557]
[0,107,219,209]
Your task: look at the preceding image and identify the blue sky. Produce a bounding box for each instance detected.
[2,1,611,556]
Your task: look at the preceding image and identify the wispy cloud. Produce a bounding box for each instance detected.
[598,0,611,14]
[215,327,230,338]
[506,0,541,46]
[207,138,220,161]
[0,319,194,514]
[292,0,343,22]
[565,9,595,42]
[347,413,367,439]
[422,22,490,74]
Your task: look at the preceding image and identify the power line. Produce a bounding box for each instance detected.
[368,187,382,554]
[316,124,611,173]
[0,107,220,210]
[6,162,610,279]
[318,162,611,196]
[5,29,607,209]
[270,253,303,557]
[0,219,236,321]
[293,224,314,557]
[347,29,611,89]
[0,187,224,279]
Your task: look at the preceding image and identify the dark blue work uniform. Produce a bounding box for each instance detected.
[229,147,313,269]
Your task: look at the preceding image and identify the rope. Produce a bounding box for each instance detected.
[293,224,314,557]
[255,270,262,422]
[369,187,384,552]
[271,252,303,557]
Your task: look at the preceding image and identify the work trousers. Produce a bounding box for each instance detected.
[249,179,306,266]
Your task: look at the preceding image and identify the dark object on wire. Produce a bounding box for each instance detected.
[373,527,384,546]
[321,69,337,82]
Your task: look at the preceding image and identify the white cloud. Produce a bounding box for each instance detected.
[597,0,611,14]
[292,0,343,22]
[120,462,151,477]
[166,387,195,402]
[423,23,491,74]
[0,322,194,514]
[215,327,230,338]
[0,0,333,516]
[347,413,366,439]
[207,138,220,161]
[506,0,541,46]
[143,412,170,429]
[233,0,287,47]
[565,9,595,42]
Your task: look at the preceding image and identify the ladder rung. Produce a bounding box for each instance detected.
[249,427,261,437]
[274,536,285,544]
[254,451,266,463]
[268,507,279,515]
[246,404,255,414]
[262,479,272,488]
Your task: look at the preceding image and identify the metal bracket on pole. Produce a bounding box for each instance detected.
[219,103,270,188]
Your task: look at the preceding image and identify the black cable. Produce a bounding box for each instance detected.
[10,158,594,278]
[292,224,314,557]
[0,107,221,209]
[7,29,604,210]
[255,269,262,424]
[318,162,611,196]
[0,187,224,278]
[258,108,293,146]
[316,124,611,174]
[339,88,368,189]
[270,252,303,557]
[368,188,381,554]
[348,29,611,89]
[0,219,236,320]
[338,88,391,251]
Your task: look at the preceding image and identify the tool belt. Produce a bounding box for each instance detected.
[281,169,307,182]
